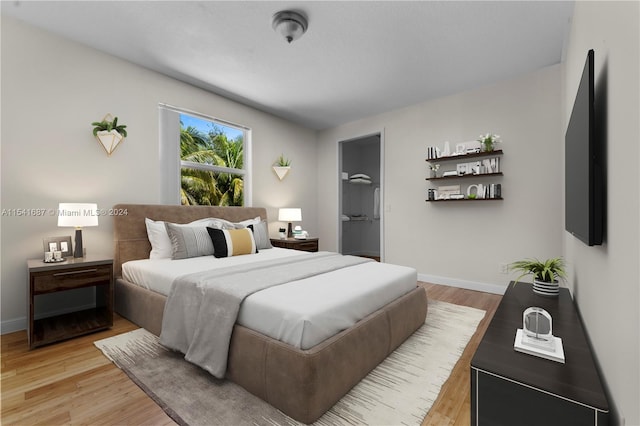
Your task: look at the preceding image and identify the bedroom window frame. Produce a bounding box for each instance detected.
[159,103,252,206]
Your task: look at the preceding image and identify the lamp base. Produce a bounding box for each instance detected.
[287,222,293,238]
[74,228,84,258]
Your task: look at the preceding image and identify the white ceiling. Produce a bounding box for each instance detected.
[3,1,574,130]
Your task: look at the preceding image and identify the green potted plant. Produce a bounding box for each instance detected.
[428,163,439,178]
[273,154,291,180]
[92,115,127,156]
[477,133,500,152]
[509,257,567,297]
[274,154,291,167]
[92,116,128,137]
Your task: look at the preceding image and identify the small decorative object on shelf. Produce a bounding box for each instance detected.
[92,114,127,156]
[466,183,502,199]
[426,146,440,160]
[428,163,439,178]
[442,141,451,156]
[477,133,501,152]
[437,185,461,199]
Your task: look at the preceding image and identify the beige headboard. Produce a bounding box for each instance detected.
[112,203,268,277]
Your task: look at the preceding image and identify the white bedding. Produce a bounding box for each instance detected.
[122,248,417,349]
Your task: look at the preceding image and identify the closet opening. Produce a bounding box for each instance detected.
[338,132,383,261]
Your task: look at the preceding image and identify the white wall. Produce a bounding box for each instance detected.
[563,2,640,424]
[318,64,563,294]
[0,16,317,332]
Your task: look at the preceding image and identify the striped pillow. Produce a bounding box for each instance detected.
[207,227,257,258]
[165,222,215,259]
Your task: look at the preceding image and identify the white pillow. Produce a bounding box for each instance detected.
[235,216,260,227]
[209,218,237,230]
[145,217,213,259]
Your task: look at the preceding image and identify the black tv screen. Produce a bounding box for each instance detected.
[565,49,603,246]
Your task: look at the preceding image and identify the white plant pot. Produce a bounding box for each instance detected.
[533,279,560,297]
[273,166,291,180]
[96,130,124,156]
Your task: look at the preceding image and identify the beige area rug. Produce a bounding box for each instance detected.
[94,300,485,426]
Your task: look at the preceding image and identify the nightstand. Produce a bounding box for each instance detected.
[27,255,114,349]
[270,237,319,252]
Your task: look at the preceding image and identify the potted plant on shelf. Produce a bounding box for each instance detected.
[92,114,127,156]
[428,163,439,178]
[273,154,291,180]
[478,133,500,152]
[509,257,567,297]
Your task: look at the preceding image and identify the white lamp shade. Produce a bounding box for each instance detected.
[58,203,99,227]
[278,208,302,222]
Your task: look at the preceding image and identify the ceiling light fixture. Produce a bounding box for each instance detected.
[272,10,308,44]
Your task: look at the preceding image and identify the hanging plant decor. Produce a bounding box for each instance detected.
[92,113,127,156]
[272,154,291,180]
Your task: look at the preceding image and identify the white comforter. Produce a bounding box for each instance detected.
[122,248,417,349]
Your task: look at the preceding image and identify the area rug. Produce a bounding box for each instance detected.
[94,299,485,426]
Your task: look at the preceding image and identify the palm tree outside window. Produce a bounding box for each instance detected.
[179,113,246,206]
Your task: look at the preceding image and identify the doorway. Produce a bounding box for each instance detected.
[338,132,383,261]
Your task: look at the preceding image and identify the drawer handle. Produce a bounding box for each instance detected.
[53,268,99,277]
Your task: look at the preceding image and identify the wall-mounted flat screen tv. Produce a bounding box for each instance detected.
[565,49,603,246]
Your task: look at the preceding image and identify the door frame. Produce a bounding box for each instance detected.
[337,129,385,262]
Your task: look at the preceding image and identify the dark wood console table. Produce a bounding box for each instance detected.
[471,282,609,425]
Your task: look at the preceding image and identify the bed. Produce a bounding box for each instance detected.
[113,203,428,424]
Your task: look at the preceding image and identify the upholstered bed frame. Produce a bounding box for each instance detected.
[112,203,428,424]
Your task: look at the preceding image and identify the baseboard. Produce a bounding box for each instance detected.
[418,273,507,295]
[1,303,96,335]
[1,317,26,334]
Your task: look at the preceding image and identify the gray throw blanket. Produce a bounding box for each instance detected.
[159,252,372,378]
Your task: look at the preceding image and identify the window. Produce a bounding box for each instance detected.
[159,104,251,206]
[180,114,246,206]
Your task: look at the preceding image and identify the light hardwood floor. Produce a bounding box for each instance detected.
[419,283,502,426]
[1,283,501,425]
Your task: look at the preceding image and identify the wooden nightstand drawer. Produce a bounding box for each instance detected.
[33,265,112,294]
[270,238,319,252]
[293,240,318,251]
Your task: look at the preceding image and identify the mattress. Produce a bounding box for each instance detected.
[122,248,417,349]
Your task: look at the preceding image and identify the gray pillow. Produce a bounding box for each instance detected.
[244,221,273,250]
[165,222,215,259]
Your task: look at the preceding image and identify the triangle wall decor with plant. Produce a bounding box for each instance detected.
[273,154,291,180]
[92,113,127,156]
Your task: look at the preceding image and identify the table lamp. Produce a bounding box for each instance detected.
[58,203,99,257]
[278,208,302,238]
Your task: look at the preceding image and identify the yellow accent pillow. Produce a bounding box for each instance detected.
[207,227,257,258]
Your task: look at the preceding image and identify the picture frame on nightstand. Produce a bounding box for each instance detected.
[43,236,73,257]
